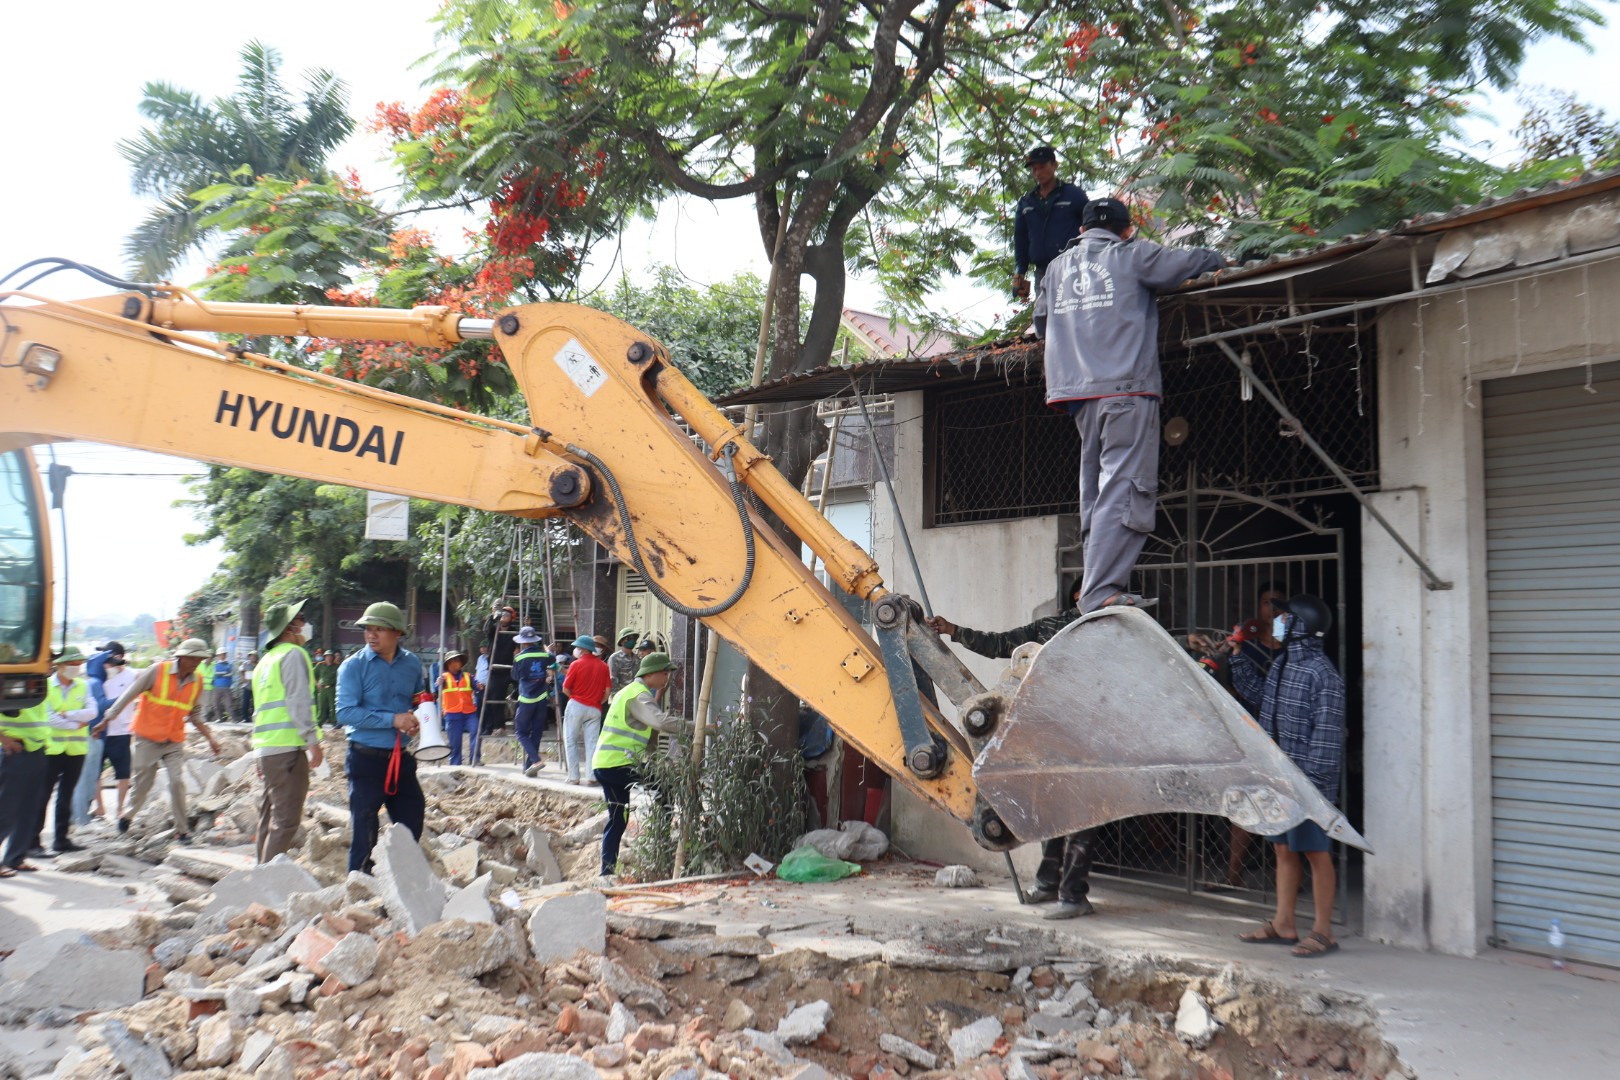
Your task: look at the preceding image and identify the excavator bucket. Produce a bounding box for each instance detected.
[972,607,1371,852]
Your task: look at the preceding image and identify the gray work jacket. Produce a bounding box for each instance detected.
[1035,229,1225,402]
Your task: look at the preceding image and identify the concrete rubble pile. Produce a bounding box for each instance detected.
[48,731,606,890]
[2,737,1411,1080]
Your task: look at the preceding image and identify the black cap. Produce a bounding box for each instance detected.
[1025,144,1057,165]
[102,641,127,655]
[1082,197,1132,228]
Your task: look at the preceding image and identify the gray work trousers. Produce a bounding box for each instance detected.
[1074,395,1160,612]
[256,750,309,863]
[128,737,188,831]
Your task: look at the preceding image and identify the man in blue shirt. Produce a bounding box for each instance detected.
[1013,145,1088,302]
[336,601,426,873]
[207,648,235,723]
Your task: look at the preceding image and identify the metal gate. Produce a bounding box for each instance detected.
[1059,487,1348,909]
[1485,359,1620,967]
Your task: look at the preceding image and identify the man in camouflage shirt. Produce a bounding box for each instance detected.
[607,628,641,697]
[926,582,1096,918]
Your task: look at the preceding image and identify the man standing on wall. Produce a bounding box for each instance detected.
[1036,197,1225,612]
[1013,144,1088,303]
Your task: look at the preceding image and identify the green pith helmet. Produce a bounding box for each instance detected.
[572,635,598,651]
[617,627,640,645]
[355,601,407,633]
[636,652,676,677]
[263,598,307,639]
[53,646,88,665]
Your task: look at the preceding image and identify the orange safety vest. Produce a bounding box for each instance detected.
[132,661,203,743]
[440,671,475,714]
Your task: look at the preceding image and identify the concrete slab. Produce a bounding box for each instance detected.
[201,854,320,917]
[370,823,446,936]
[0,931,147,1014]
[523,826,564,884]
[444,872,497,924]
[527,891,606,964]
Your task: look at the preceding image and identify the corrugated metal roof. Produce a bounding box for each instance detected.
[720,167,1620,407]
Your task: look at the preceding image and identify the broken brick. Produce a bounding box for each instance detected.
[288,926,340,974]
[848,1052,880,1080]
[450,1041,494,1077]
[627,1023,676,1053]
[556,1004,580,1034]
[490,1028,549,1063]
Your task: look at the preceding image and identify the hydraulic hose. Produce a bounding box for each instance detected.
[565,441,756,618]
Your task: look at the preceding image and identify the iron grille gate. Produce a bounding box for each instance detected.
[1059,487,1350,920]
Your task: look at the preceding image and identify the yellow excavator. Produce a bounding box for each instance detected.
[0,266,1368,853]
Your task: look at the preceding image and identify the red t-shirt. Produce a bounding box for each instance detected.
[562,653,611,709]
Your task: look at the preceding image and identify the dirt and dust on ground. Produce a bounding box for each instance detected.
[1,728,1415,1080]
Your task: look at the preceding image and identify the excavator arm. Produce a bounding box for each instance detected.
[0,283,1369,853]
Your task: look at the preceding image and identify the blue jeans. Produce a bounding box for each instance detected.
[443,712,476,765]
[70,735,105,824]
[345,745,425,873]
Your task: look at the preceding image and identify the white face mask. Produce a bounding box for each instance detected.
[1272,614,1291,641]
[298,623,314,643]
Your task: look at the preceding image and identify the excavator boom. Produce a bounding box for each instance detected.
[0,283,1369,853]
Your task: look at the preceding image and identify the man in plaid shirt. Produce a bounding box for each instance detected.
[1226,593,1346,958]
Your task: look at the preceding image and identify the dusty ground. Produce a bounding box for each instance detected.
[4,729,1419,1080]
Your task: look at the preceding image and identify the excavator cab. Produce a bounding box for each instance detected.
[0,448,51,710]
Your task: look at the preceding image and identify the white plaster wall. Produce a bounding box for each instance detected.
[873,389,1064,877]
[1371,251,1620,955]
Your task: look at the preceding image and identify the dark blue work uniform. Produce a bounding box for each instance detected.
[1014,180,1089,284]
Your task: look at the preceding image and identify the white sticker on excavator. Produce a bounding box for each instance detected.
[554,338,607,397]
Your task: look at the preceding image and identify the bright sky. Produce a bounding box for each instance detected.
[1,1,1615,622]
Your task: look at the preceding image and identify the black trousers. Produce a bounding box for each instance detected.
[1036,828,1096,903]
[33,753,84,849]
[345,745,425,873]
[0,747,47,868]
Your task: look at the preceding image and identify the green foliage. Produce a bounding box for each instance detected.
[193,171,388,304]
[120,41,354,280]
[175,571,238,641]
[595,265,765,397]
[622,705,808,881]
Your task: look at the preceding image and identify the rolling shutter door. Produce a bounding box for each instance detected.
[1485,359,1620,966]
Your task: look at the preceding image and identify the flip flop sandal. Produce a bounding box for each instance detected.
[1237,920,1298,945]
[14,863,40,872]
[1291,931,1340,957]
[0,867,16,878]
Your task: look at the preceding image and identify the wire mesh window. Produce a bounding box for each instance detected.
[927,382,1079,525]
[924,313,1377,526]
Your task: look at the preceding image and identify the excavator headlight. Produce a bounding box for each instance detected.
[19,342,62,386]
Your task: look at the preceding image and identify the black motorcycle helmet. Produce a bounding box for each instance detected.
[1277,594,1332,638]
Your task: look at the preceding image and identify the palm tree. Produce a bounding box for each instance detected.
[119,41,354,280]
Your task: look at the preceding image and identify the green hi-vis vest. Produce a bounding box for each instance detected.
[0,702,49,753]
[516,649,553,704]
[45,677,91,755]
[592,679,654,770]
[252,641,316,750]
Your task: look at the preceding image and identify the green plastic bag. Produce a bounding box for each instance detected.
[776,844,862,882]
